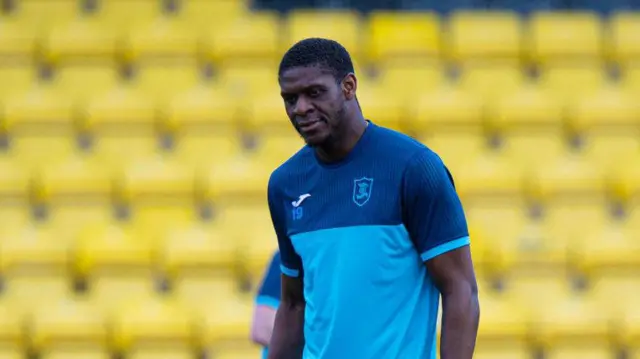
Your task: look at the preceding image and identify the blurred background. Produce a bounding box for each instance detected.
[0,0,639,358]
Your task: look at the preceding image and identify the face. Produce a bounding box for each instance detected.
[279,66,356,147]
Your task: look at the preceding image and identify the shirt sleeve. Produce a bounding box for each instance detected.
[256,252,282,308]
[267,174,303,277]
[402,149,470,262]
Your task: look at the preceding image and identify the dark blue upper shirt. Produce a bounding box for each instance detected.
[267,122,470,359]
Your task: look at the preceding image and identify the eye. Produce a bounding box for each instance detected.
[283,95,297,106]
[308,88,323,98]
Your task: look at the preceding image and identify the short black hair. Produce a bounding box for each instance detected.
[278,38,355,81]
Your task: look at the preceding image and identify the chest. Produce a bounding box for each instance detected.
[282,167,404,237]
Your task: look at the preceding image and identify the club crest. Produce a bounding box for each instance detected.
[353,177,374,207]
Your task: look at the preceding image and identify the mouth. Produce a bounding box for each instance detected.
[297,118,325,133]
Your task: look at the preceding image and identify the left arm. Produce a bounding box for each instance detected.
[402,149,480,359]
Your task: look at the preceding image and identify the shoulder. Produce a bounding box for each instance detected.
[268,145,314,194]
[371,124,441,169]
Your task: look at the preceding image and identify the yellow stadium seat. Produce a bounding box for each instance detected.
[163,84,239,135]
[43,18,117,64]
[577,222,640,275]
[0,205,30,228]
[539,63,608,102]
[376,63,445,104]
[5,135,75,171]
[77,223,156,314]
[178,0,247,33]
[173,134,242,170]
[90,0,161,37]
[367,11,440,65]
[204,13,280,65]
[112,297,194,359]
[490,84,563,131]
[3,0,76,32]
[213,345,264,359]
[202,155,272,203]
[47,204,113,246]
[2,86,74,135]
[504,272,574,314]
[92,135,159,170]
[447,11,522,64]
[83,86,156,134]
[217,204,277,279]
[52,64,119,104]
[545,346,615,359]
[0,158,29,204]
[529,153,606,201]
[0,17,37,59]
[132,63,202,103]
[420,132,486,173]
[355,86,403,131]
[118,156,195,205]
[284,10,362,57]
[533,295,612,354]
[413,86,483,133]
[0,226,72,313]
[623,65,640,94]
[457,64,526,102]
[245,91,290,133]
[129,204,197,243]
[609,12,640,66]
[617,278,640,351]
[0,301,24,359]
[528,12,603,64]
[0,65,34,100]
[253,133,305,170]
[611,151,640,202]
[125,17,198,61]
[31,298,107,358]
[201,294,253,345]
[581,133,640,174]
[35,155,113,206]
[589,273,640,321]
[542,201,608,246]
[454,151,523,200]
[477,292,529,343]
[219,64,278,99]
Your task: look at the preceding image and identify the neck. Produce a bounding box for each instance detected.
[315,112,368,163]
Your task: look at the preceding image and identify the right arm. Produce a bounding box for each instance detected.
[266,175,305,359]
[267,275,305,359]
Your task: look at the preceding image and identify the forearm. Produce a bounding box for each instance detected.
[440,289,480,359]
[251,305,277,347]
[267,303,305,359]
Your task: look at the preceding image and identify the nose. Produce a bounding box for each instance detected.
[293,96,313,116]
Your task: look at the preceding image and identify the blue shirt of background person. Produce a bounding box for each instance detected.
[251,251,281,358]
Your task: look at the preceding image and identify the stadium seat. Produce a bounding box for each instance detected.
[177,0,248,33]
[3,0,77,32]
[46,204,113,246]
[172,134,242,170]
[0,301,24,359]
[89,0,161,37]
[477,292,529,345]
[529,153,606,201]
[131,62,202,104]
[76,223,156,314]
[623,65,640,94]
[163,84,239,135]
[527,12,603,64]
[284,10,362,57]
[376,63,445,104]
[589,272,640,323]
[446,11,522,64]
[504,272,575,315]
[609,12,640,67]
[117,157,196,205]
[83,85,156,135]
[204,12,280,66]
[0,158,30,205]
[4,135,76,172]
[457,63,526,103]
[218,63,278,100]
[0,226,72,314]
[34,155,113,206]
[0,17,38,59]
[125,17,198,61]
[413,86,484,134]
[201,155,272,204]
[252,133,305,170]
[367,11,440,65]
[611,152,640,202]
[245,91,293,133]
[52,64,119,104]
[92,135,160,171]
[2,86,74,135]
[489,85,566,167]
[420,132,486,174]
[577,222,640,274]
[112,297,194,359]
[31,298,108,359]
[354,86,403,131]
[538,63,608,103]
[454,151,524,200]
[213,345,264,359]
[541,201,609,249]
[201,294,254,346]
[0,65,35,101]
[43,18,117,64]
[128,204,197,245]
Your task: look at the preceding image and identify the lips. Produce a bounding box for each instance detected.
[297,118,324,132]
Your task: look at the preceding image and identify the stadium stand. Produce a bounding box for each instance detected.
[0,0,639,358]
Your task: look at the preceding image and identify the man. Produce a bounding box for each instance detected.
[266,38,480,359]
[251,251,281,358]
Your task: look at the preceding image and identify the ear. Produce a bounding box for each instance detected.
[342,73,357,101]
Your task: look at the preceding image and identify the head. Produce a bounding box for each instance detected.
[278,38,359,147]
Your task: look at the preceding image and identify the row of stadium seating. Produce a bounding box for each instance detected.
[2,3,640,65]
